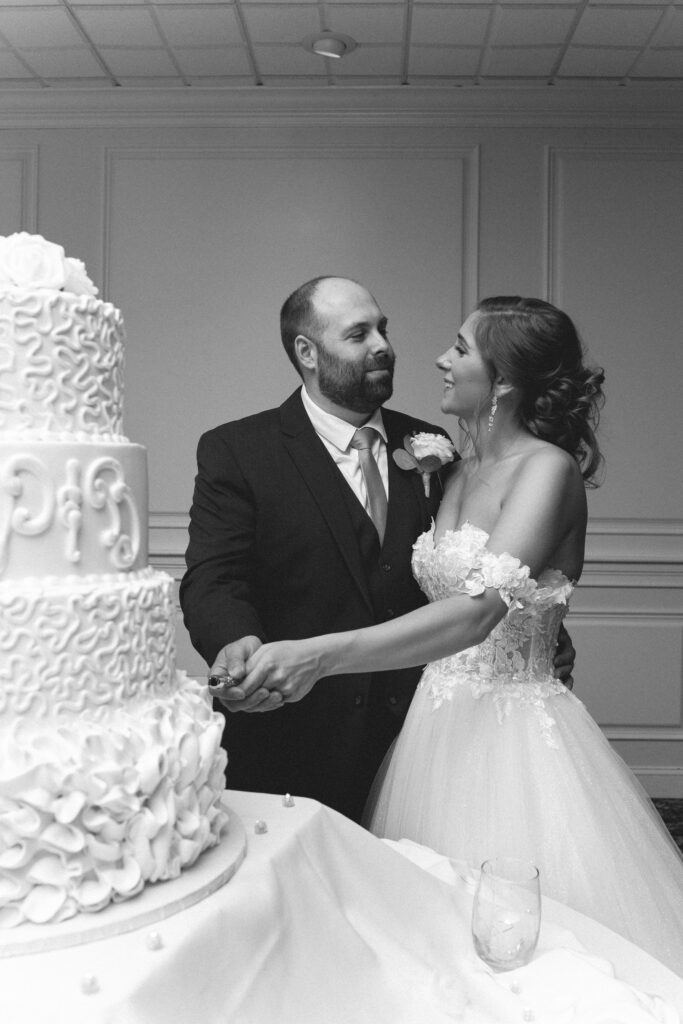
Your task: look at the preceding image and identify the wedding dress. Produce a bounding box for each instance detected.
[364,522,683,977]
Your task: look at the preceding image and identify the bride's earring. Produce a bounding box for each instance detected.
[488,394,498,432]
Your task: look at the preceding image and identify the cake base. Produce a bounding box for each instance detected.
[0,801,246,958]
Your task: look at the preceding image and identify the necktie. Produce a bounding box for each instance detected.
[350,426,388,545]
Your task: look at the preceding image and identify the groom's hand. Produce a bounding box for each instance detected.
[208,636,284,712]
[553,624,575,691]
[240,639,324,705]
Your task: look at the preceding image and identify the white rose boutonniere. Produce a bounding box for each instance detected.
[392,431,456,496]
[0,233,98,296]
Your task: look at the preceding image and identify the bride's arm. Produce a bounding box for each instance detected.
[235,587,507,703]
[235,448,583,703]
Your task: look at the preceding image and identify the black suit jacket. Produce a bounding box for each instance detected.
[180,390,454,821]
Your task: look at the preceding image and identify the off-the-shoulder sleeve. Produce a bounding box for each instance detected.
[478,549,537,608]
[412,523,539,609]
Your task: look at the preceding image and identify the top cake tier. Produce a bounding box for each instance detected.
[0,233,126,440]
[0,289,125,439]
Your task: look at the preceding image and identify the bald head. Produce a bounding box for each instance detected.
[280,276,370,375]
[280,275,394,419]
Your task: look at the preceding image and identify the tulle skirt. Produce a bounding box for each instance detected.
[364,674,683,978]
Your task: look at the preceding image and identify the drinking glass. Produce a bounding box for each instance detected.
[471,857,541,971]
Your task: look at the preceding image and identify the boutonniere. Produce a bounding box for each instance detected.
[392,432,456,496]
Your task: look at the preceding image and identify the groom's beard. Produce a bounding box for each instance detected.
[316,345,395,414]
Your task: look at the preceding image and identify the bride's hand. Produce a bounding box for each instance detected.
[239,639,325,704]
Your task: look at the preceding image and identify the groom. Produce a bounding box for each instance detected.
[180,276,574,823]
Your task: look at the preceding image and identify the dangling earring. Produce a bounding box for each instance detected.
[488,393,498,432]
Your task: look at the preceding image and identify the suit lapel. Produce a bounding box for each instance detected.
[383,412,440,537]
[280,392,374,614]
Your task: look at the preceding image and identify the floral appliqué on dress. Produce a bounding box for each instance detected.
[412,522,575,747]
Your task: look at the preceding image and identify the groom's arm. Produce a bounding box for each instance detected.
[554,624,575,690]
[180,427,266,666]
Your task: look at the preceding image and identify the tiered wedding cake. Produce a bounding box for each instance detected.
[0,233,228,929]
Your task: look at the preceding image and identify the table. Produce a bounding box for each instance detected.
[1,790,681,1024]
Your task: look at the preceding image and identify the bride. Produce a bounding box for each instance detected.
[235,296,683,976]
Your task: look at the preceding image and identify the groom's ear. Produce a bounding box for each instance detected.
[294,334,317,372]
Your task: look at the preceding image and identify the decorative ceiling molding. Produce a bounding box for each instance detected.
[0,84,682,130]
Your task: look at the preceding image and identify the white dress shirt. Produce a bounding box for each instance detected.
[300,386,389,514]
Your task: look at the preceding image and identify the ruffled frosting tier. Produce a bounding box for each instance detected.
[0,673,228,927]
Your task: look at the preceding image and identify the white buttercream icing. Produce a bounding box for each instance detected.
[0,235,228,928]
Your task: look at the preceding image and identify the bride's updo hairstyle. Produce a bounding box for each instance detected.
[474,297,605,485]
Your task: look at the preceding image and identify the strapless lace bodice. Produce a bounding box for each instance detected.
[412,522,575,744]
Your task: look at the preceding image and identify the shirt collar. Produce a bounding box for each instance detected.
[301,386,387,453]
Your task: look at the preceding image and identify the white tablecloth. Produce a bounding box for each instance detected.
[1,790,682,1024]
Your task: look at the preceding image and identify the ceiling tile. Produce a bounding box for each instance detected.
[491,6,577,47]
[651,9,683,47]
[241,5,321,42]
[0,79,42,89]
[0,50,34,77]
[155,6,243,47]
[412,0,492,5]
[572,6,663,47]
[633,47,683,77]
[485,45,560,77]
[323,0,404,5]
[19,46,106,77]
[409,45,480,75]
[559,46,641,77]
[187,75,256,84]
[327,5,405,43]
[330,74,403,84]
[329,43,402,73]
[98,46,179,75]
[241,0,317,5]
[75,8,163,47]
[0,0,680,88]
[253,43,327,73]
[410,6,491,47]
[0,9,84,47]
[115,75,184,85]
[173,45,252,75]
[70,0,147,5]
[44,78,113,87]
[260,76,329,85]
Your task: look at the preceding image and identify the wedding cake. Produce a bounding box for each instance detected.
[0,233,228,929]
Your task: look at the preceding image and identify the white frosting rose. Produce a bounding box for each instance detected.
[410,432,455,464]
[63,257,98,297]
[0,233,98,296]
[0,233,66,290]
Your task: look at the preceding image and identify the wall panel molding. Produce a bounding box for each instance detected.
[102,142,479,311]
[630,766,683,798]
[545,147,683,307]
[0,146,38,233]
[152,515,683,793]
[150,512,683,567]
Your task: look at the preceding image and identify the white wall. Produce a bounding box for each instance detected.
[1,87,681,795]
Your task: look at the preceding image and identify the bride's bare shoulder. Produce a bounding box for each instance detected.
[515,443,586,508]
[523,441,582,476]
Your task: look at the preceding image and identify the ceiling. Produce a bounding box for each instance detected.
[0,0,681,90]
